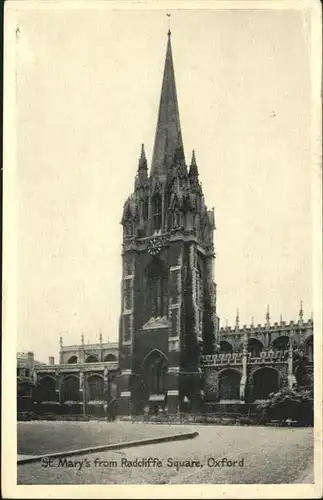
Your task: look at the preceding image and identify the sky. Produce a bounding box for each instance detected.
[12,4,316,363]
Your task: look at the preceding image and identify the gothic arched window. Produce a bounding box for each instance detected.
[173,210,181,228]
[145,258,168,320]
[125,220,133,237]
[144,351,168,395]
[152,194,162,232]
[196,264,203,334]
[143,198,149,220]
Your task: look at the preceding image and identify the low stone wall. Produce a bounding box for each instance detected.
[118,412,261,426]
[203,402,260,416]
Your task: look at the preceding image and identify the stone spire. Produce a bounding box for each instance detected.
[138,143,147,172]
[189,150,198,176]
[135,143,148,190]
[150,30,185,177]
[189,150,200,188]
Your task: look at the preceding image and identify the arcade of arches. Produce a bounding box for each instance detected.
[35,376,57,402]
[305,335,313,362]
[67,354,117,364]
[35,374,107,403]
[207,366,281,403]
[218,369,240,401]
[250,367,280,401]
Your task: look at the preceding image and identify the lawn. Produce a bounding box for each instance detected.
[18,421,191,456]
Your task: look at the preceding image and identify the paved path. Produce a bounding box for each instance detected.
[18,425,313,485]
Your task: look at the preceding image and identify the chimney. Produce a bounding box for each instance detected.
[48,356,55,365]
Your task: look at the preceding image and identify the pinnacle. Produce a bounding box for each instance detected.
[235,309,239,329]
[189,149,199,180]
[191,149,197,167]
[138,143,148,171]
[140,143,146,161]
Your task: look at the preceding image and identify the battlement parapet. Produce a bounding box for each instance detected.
[36,361,120,375]
[200,349,289,366]
[219,318,314,335]
[61,342,118,351]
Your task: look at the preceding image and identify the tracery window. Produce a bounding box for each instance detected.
[196,264,203,334]
[125,220,133,237]
[152,194,162,232]
[123,279,132,311]
[143,198,149,220]
[247,339,263,358]
[87,375,104,401]
[145,258,168,320]
[144,351,168,394]
[124,257,133,277]
[173,210,181,228]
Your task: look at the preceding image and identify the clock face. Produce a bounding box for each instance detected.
[148,237,163,256]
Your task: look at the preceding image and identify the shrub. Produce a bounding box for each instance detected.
[17,411,38,421]
[257,386,313,426]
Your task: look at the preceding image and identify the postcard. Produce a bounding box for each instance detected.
[2,0,322,498]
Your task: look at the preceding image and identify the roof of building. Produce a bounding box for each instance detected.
[17,352,46,367]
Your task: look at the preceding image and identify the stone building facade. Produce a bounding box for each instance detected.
[17,352,45,404]
[118,30,217,415]
[25,337,120,415]
[116,31,314,416]
[202,306,313,407]
[18,31,314,419]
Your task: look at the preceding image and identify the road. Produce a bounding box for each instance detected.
[18,424,313,484]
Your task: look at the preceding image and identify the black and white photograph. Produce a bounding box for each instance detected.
[2,0,322,498]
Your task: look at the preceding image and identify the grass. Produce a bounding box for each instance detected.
[18,421,191,456]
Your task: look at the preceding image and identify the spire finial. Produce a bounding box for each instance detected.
[167,13,171,36]
[81,333,84,346]
[235,309,239,329]
[151,14,183,177]
[99,331,103,343]
[251,316,254,327]
[280,313,283,324]
[59,336,63,348]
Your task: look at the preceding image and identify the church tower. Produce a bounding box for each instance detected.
[118,31,216,415]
